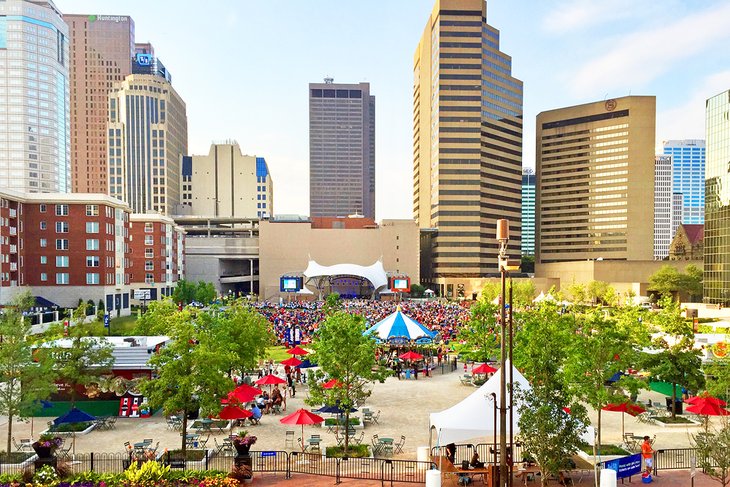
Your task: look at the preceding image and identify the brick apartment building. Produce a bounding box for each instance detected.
[129,213,185,303]
[0,190,133,314]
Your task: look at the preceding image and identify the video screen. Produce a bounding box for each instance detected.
[283,278,299,290]
[393,278,409,289]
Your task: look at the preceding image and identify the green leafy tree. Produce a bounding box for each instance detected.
[171,279,196,304]
[564,309,646,451]
[520,255,535,274]
[307,311,388,452]
[566,282,587,306]
[409,284,425,298]
[643,297,705,418]
[322,292,342,317]
[194,281,217,304]
[455,301,499,362]
[140,307,233,454]
[705,357,730,401]
[134,299,182,335]
[0,292,57,453]
[479,281,535,308]
[680,264,703,301]
[203,300,274,373]
[649,265,682,298]
[586,281,617,306]
[51,303,114,406]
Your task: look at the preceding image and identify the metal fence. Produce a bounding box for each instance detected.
[430,443,525,466]
[653,447,717,476]
[0,450,435,484]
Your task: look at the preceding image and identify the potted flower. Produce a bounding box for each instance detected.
[231,430,257,456]
[31,434,63,458]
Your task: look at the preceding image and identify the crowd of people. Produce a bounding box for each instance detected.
[253,299,471,344]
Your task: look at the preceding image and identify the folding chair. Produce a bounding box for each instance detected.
[395,435,406,454]
[285,430,295,449]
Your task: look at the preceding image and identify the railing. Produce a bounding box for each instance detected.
[0,450,434,484]
[653,447,717,476]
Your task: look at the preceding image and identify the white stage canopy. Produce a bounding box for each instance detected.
[303,260,389,292]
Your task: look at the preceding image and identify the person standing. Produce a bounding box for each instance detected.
[641,435,654,476]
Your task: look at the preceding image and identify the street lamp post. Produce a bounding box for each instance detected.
[496,219,510,487]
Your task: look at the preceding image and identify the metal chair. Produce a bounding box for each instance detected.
[285,430,295,449]
[395,435,406,454]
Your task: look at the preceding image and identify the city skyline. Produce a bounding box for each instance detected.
[55,0,730,219]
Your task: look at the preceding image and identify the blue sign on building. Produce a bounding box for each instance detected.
[103,314,110,329]
[135,53,152,66]
[603,453,642,480]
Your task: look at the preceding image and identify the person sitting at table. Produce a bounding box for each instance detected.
[470,451,484,468]
[271,385,283,412]
[250,403,262,423]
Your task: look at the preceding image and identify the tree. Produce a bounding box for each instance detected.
[692,422,730,487]
[564,309,647,451]
[51,303,114,406]
[135,299,182,335]
[322,292,342,317]
[140,306,233,454]
[171,279,196,305]
[306,311,388,452]
[520,255,535,274]
[680,264,703,301]
[409,284,425,298]
[479,281,535,308]
[455,301,499,362]
[566,282,587,306]
[194,281,217,304]
[203,300,274,374]
[704,356,730,401]
[586,281,617,306]
[0,292,56,454]
[643,297,704,418]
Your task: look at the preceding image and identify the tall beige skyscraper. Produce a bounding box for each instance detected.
[414,0,523,293]
[535,96,656,264]
[107,74,187,215]
[65,14,135,194]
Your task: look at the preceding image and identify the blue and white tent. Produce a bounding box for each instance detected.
[364,307,436,342]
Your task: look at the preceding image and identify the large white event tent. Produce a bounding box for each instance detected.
[364,306,436,342]
[429,362,594,447]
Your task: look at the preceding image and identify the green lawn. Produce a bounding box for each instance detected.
[109,314,139,335]
[266,346,293,362]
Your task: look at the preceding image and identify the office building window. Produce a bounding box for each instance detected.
[40,238,47,248]
[40,273,47,282]
[55,204,68,216]
[145,248,154,258]
[86,273,100,285]
[145,235,154,245]
[86,256,100,267]
[86,239,99,250]
[40,204,46,213]
[56,273,69,285]
[39,221,46,230]
[55,256,69,267]
[55,221,69,233]
[86,222,99,233]
[40,256,47,264]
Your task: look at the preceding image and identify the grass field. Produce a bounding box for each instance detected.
[109,314,138,335]
[266,345,293,362]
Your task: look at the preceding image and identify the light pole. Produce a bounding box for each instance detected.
[496,219,518,487]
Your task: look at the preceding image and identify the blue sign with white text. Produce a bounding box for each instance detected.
[135,53,152,66]
[104,314,110,328]
[604,453,642,480]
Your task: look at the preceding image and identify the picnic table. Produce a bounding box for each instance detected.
[304,436,322,453]
[379,437,394,456]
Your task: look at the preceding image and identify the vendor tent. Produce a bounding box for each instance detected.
[430,361,594,446]
[364,306,436,342]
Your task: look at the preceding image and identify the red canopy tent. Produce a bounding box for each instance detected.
[280,409,324,452]
[685,394,727,407]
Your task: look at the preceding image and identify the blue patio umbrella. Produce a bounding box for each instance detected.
[298,358,317,368]
[316,404,358,414]
[364,306,436,342]
[53,407,96,426]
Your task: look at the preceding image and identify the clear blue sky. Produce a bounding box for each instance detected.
[58,0,730,219]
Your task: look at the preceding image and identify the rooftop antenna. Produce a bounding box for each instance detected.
[324,76,334,84]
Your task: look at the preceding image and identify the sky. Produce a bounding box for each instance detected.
[57,0,730,219]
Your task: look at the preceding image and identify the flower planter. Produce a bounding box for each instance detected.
[32,446,54,459]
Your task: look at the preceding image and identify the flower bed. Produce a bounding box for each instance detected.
[40,422,97,436]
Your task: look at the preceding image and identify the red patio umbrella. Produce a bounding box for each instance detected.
[217,405,253,421]
[602,402,646,437]
[229,384,263,404]
[399,351,423,361]
[322,378,344,389]
[256,374,287,386]
[281,357,303,367]
[686,401,730,416]
[472,363,497,375]
[686,394,727,407]
[287,346,309,356]
[280,408,325,451]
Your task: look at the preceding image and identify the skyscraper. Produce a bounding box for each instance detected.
[704,90,730,304]
[535,96,656,264]
[0,0,70,193]
[663,139,705,224]
[180,141,273,219]
[309,79,375,219]
[107,74,187,215]
[521,170,535,257]
[64,13,134,194]
[413,0,523,288]
[654,155,676,260]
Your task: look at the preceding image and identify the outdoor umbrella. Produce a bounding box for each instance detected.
[316,404,358,414]
[53,407,96,455]
[686,400,730,434]
[298,359,317,369]
[229,384,263,404]
[399,351,424,361]
[686,394,727,407]
[217,405,253,421]
[322,378,343,389]
[472,363,497,375]
[256,374,287,393]
[281,357,303,367]
[602,402,646,437]
[287,346,309,356]
[280,409,325,452]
